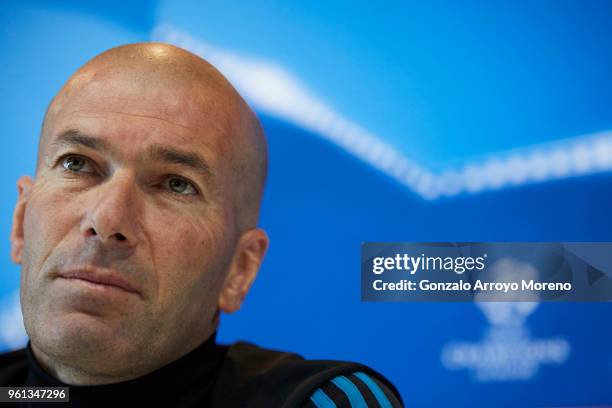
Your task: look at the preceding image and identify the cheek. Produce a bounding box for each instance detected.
[150,210,231,306]
[20,186,82,331]
[22,187,78,272]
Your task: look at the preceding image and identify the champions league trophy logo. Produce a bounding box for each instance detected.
[441,257,570,381]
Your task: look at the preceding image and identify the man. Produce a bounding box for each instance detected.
[0,43,403,407]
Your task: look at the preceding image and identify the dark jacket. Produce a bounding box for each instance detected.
[0,336,403,407]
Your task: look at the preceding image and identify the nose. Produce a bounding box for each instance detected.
[81,170,143,248]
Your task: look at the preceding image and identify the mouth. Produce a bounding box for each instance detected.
[56,268,141,296]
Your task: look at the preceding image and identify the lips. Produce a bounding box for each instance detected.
[56,267,141,296]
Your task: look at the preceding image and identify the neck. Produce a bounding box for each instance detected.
[29,330,217,385]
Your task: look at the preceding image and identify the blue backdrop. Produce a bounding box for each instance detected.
[1,1,611,406]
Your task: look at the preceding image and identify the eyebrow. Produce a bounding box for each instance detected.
[51,129,112,153]
[51,129,214,183]
[146,145,214,183]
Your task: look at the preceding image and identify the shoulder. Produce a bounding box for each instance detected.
[0,347,29,386]
[213,341,403,408]
[301,371,403,408]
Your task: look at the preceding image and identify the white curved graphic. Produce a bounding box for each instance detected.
[152,24,612,200]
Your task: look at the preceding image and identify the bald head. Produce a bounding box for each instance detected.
[39,42,267,232]
[14,43,271,384]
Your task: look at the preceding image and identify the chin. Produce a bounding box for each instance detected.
[30,311,135,360]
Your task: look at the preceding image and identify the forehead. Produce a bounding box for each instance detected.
[44,71,239,166]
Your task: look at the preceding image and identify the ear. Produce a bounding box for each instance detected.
[218,228,269,313]
[10,176,34,265]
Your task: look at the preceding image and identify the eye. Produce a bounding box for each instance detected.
[61,155,96,174]
[164,176,198,195]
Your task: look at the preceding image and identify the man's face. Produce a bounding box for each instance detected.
[13,68,243,378]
